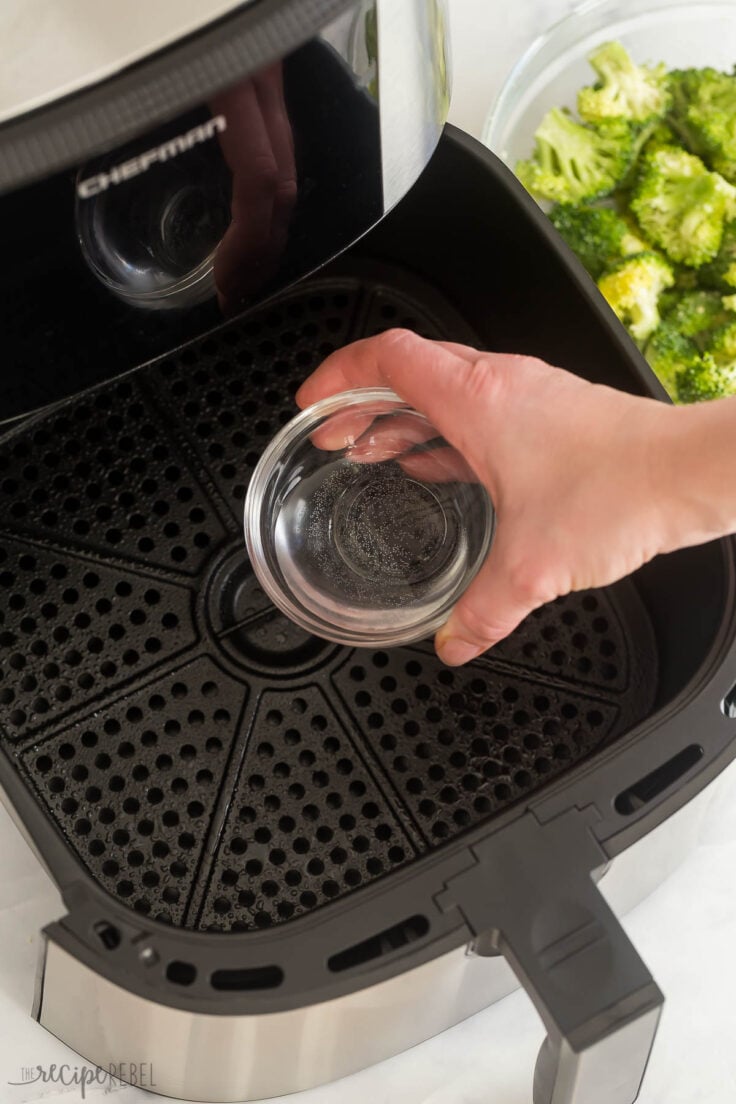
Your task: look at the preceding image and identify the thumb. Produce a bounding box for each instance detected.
[435,538,547,666]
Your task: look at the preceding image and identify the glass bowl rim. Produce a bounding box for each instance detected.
[483,0,736,155]
[243,386,492,648]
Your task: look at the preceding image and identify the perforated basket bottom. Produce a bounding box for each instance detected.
[0,265,657,931]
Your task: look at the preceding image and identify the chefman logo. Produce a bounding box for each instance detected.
[76,114,227,198]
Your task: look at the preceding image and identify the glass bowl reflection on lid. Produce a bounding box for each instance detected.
[244,388,495,647]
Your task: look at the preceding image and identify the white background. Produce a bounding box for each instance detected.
[1,2,736,1103]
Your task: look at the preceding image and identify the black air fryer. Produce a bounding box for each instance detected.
[1,3,735,1103]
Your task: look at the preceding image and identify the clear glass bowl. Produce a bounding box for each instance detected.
[244,388,494,647]
[484,0,736,170]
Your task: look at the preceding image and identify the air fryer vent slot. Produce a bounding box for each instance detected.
[166,960,197,986]
[328,914,430,972]
[210,965,283,990]
[0,267,658,932]
[614,744,703,815]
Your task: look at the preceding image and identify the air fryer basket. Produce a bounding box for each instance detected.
[1,129,736,1104]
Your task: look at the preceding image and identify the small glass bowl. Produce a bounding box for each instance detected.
[244,388,494,647]
[484,0,736,171]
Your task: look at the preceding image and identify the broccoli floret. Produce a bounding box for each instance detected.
[644,120,683,155]
[598,251,674,342]
[676,354,736,402]
[699,220,736,291]
[668,69,718,153]
[646,321,736,403]
[516,109,635,203]
[549,202,646,278]
[578,41,670,125]
[672,265,700,291]
[705,319,736,365]
[630,145,736,267]
[645,324,702,399]
[658,289,682,317]
[647,288,736,402]
[668,68,736,183]
[662,289,735,344]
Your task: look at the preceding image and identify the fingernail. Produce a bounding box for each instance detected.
[437,638,483,667]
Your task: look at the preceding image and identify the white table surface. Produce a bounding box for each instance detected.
[2,2,736,1103]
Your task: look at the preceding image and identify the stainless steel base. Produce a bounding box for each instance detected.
[38,938,519,1102]
[33,768,726,1103]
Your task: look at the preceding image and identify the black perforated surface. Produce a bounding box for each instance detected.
[0,269,657,931]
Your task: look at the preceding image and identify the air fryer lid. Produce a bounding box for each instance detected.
[0,0,452,422]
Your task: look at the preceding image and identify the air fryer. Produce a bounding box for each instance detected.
[0,4,735,1104]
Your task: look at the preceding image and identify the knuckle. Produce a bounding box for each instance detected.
[453,602,516,646]
[461,354,511,410]
[507,557,553,607]
[463,356,495,402]
[376,327,422,352]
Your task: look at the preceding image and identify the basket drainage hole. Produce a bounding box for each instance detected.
[328,914,429,973]
[93,921,121,950]
[614,744,704,816]
[166,960,197,986]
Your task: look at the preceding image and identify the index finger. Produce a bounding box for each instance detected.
[296,334,479,411]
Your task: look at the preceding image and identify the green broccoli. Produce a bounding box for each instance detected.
[630,145,736,267]
[549,202,646,278]
[645,324,703,399]
[578,41,670,125]
[668,69,717,152]
[705,319,736,365]
[663,289,735,344]
[668,68,736,183]
[646,321,736,403]
[644,120,684,155]
[658,289,682,318]
[597,251,674,342]
[517,45,736,383]
[676,354,736,402]
[516,109,635,203]
[646,289,736,401]
[672,266,700,292]
[699,220,736,291]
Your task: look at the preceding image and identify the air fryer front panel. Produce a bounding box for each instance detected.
[0,0,451,423]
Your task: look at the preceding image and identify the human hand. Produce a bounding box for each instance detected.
[296,329,699,666]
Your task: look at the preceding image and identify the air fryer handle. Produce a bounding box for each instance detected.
[438,810,663,1104]
[500,876,663,1104]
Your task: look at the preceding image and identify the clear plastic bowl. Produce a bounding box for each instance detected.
[244,388,494,647]
[484,0,736,170]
